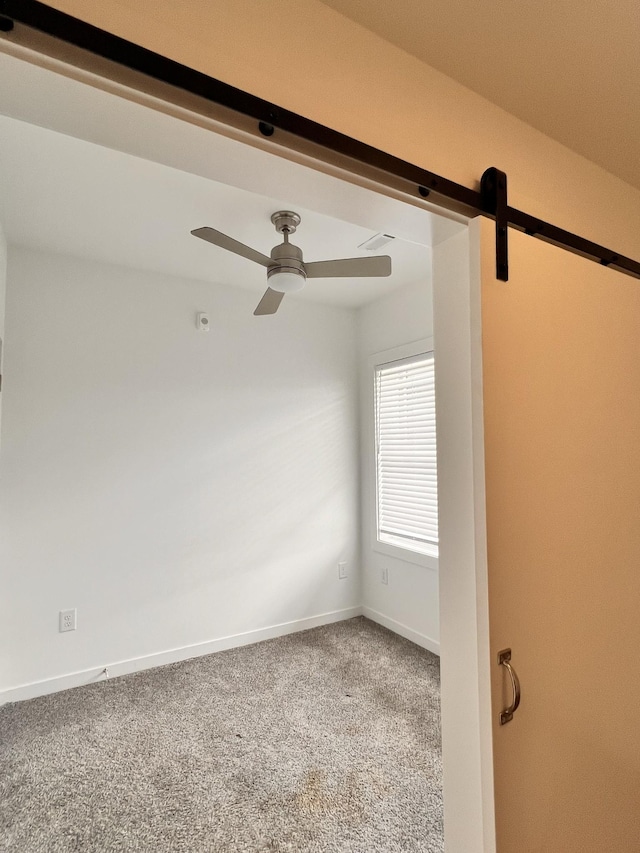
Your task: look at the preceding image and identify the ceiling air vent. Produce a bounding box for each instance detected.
[358,232,396,251]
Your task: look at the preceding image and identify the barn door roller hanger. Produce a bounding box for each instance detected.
[481,168,509,282]
[1,0,639,284]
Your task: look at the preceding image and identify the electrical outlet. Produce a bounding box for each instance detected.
[338,561,347,579]
[381,567,389,585]
[59,608,77,633]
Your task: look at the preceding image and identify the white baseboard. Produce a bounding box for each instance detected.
[0,606,363,706]
[361,606,440,656]
[1,605,438,705]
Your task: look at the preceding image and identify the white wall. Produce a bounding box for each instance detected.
[357,273,440,652]
[0,246,360,699]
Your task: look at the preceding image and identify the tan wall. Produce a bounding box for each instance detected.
[481,222,640,852]
[48,0,640,259]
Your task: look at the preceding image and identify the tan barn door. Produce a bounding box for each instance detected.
[479,219,640,852]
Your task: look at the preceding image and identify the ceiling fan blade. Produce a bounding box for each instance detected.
[305,255,392,279]
[191,226,272,268]
[254,288,285,315]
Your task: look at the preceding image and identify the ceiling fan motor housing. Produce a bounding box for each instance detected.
[267,239,307,292]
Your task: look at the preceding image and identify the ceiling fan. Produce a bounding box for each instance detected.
[191,210,392,315]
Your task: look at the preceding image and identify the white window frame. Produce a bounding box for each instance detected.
[369,338,439,572]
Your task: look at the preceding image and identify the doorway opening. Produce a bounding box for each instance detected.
[0,45,492,852]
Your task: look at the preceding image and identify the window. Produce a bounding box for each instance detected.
[374,348,438,559]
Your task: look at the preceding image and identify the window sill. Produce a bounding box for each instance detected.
[373,539,439,572]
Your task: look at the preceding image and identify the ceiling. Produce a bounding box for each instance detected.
[0,114,431,309]
[321,0,640,191]
[0,51,463,310]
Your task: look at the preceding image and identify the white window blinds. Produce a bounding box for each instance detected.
[375,352,438,555]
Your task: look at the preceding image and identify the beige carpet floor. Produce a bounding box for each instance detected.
[0,616,443,852]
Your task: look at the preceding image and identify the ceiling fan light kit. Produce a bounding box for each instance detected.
[191,210,392,315]
[267,269,306,293]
